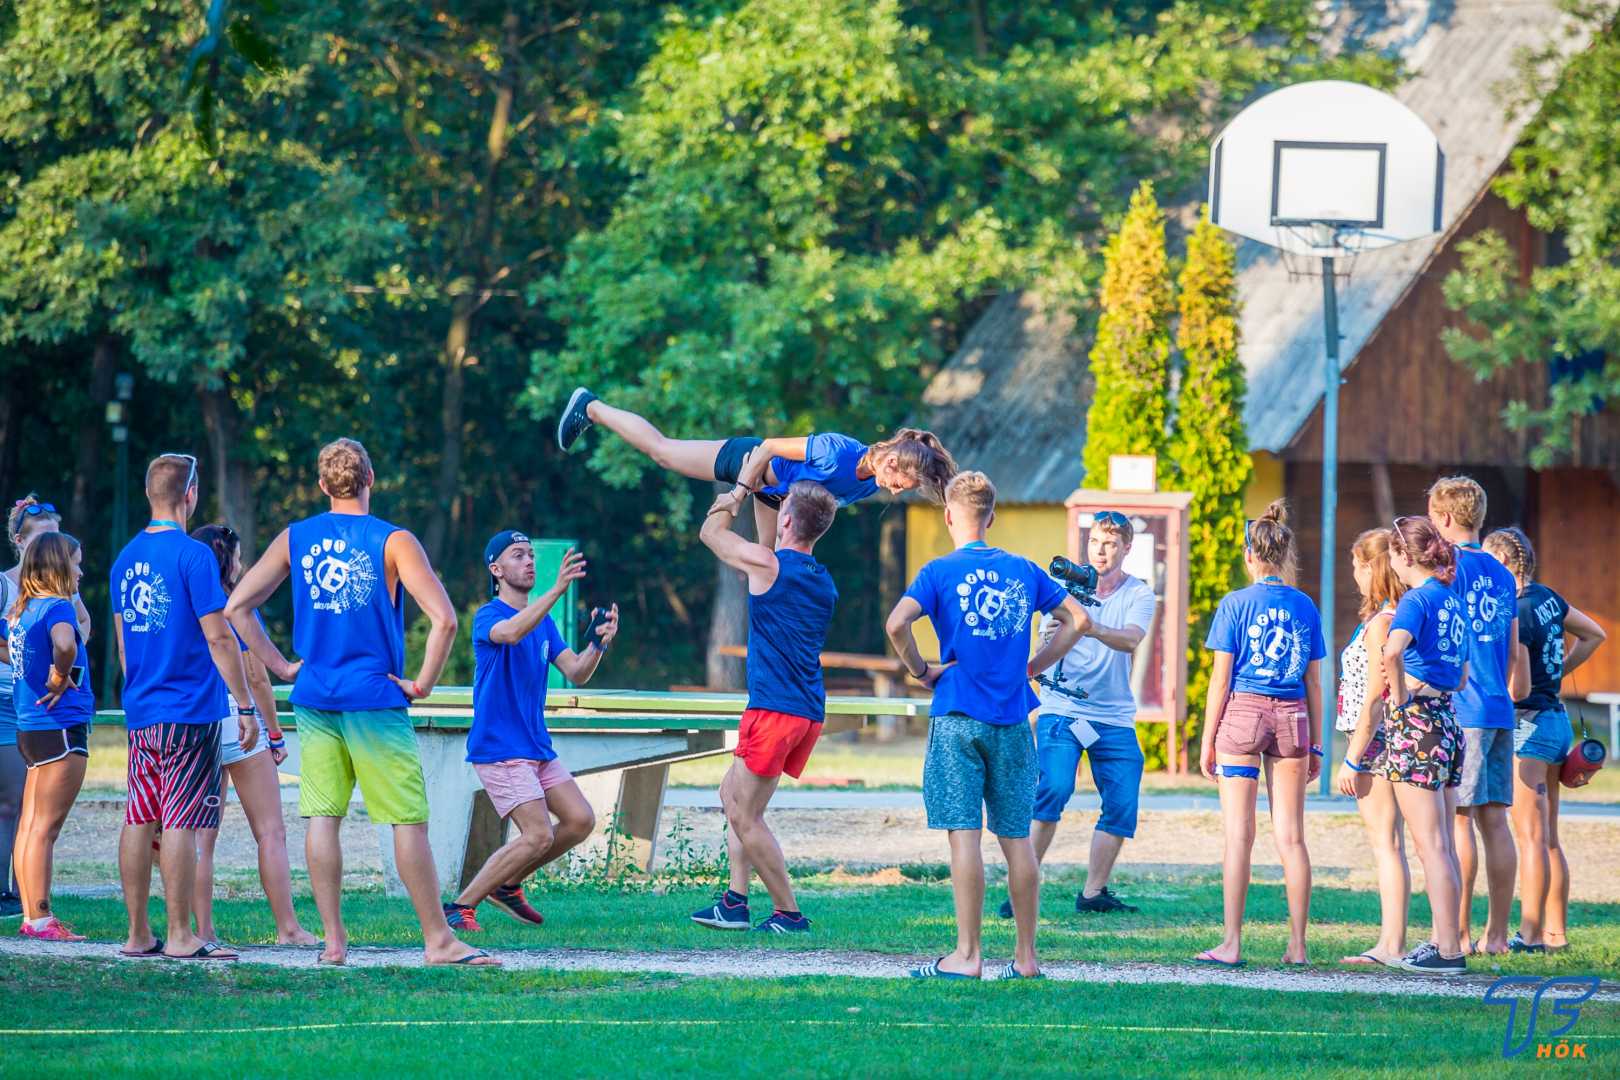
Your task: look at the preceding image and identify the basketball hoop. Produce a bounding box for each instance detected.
[1208,80,1444,796]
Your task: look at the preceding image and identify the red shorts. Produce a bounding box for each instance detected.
[735,708,821,779]
[126,722,224,830]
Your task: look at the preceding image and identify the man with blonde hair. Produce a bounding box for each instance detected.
[228,437,496,966]
[887,470,1091,979]
[1426,475,1527,957]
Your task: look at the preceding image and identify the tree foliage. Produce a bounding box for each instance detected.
[1081,180,1174,488]
[1167,215,1249,761]
[1441,2,1619,467]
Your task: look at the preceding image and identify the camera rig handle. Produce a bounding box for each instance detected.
[1033,674,1089,704]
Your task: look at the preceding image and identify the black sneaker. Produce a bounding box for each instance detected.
[997,898,1014,919]
[1076,887,1138,914]
[0,892,21,919]
[557,387,598,452]
[1397,942,1466,975]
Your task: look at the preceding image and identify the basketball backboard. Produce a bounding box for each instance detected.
[1209,80,1442,258]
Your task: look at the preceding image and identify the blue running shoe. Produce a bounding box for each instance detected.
[557,387,598,452]
[690,890,750,930]
[754,911,811,934]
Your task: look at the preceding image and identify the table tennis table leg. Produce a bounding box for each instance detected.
[617,764,670,873]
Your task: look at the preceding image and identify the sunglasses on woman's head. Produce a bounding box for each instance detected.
[20,502,56,518]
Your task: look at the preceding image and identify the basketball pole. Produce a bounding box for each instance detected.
[1318,256,1339,797]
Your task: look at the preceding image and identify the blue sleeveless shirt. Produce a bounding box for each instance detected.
[288,512,407,711]
[745,549,838,722]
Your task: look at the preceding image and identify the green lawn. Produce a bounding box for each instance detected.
[45,868,1620,976]
[5,956,1616,1078]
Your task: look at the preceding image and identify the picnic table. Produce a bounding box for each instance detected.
[93,688,928,894]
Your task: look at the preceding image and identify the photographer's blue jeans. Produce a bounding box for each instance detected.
[1032,715,1143,836]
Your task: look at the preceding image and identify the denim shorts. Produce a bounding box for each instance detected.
[1032,715,1143,836]
[1514,706,1573,765]
[922,713,1037,838]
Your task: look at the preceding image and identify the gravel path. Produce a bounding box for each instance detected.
[4,937,1615,1002]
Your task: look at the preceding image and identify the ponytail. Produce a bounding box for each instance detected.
[1245,499,1298,583]
[866,427,958,504]
[1391,516,1456,585]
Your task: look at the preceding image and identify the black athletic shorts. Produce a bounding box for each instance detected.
[713,436,783,509]
[18,725,90,769]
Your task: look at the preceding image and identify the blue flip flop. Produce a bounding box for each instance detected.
[1193,950,1247,969]
[910,957,976,980]
[991,962,1044,981]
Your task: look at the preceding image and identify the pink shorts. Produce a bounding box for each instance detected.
[472,758,575,819]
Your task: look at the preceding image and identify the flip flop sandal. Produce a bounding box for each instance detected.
[168,942,239,961]
[440,949,499,967]
[1339,951,1383,966]
[1192,951,1246,969]
[991,962,1044,981]
[118,937,165,957]
[909,957,976,980]
[316,951,348,967]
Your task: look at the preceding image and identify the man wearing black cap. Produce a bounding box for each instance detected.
[441,531,618,931]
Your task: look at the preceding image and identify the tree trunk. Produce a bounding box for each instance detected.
[424,11,520,563]
[879,505,906,646]
[705,486,757,690]
[70,337,119,529]
[198,383,257,557]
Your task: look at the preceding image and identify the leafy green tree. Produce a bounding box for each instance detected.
[1167,214,1249,764]
[1081,181,1173,488]
[1441,3,1619,465]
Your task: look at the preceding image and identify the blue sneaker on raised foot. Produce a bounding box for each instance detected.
[690,890,751,930]
[754,911,811,934]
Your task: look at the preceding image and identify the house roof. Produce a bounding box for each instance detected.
[915,0,1591,503]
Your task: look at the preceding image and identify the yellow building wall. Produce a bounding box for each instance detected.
[1243,450,1284,518]
[903,502,1072,660]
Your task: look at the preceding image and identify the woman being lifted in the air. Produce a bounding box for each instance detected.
[556,387,957,536]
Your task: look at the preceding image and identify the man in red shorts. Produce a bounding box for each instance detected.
[690,480,838,933]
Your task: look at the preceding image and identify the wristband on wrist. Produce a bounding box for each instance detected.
[906,662,926,680]
[237,704,256,716]
[1343,756,1365,773]
[412,680,426,699]
[1309,745,1324,758]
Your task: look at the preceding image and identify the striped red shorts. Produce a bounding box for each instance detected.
[125,722,224,830]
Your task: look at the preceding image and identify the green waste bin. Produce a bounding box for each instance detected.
[528,537,579,689]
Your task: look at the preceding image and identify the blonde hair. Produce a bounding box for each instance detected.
[1351,528,1406,621]
[1246,499,1297,582]
[145,455,196,508]
[866,427,957,503]
[318,438,374,499]
[9,532,80,621]
[7,494,60,557]
[1484,526,1535,587]
[945,470,996,526]
[1427,475,1487,532]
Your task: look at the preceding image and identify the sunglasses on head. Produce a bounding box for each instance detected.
[1244,518,1255,550]
[16,502,56,518]
[1093,510,1130,529]
[160,452,199,492]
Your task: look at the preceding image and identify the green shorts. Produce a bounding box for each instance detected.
[295,705,428,825]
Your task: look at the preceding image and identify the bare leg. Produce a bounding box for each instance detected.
[1082,831,1126,897]
[584,400,728,480]
[504,781,595,882]
[751,498,780,550]
[193,827,220,942]
[1544,776,1569,948]
[1511,758,1551,946]
[1475,802,1517,953]
[305,815,346,963]
[13,768,38,917]
[1394,782,1462,957]
[1351,775,1409,960]
[119,821,160,952]
[720,765,752,896]
[229,755,316,945]
[16,755,86,919]
[391,823,498,965]
[1203,754,1259,964]
[1453,805,1478,951]
[937,829,985,977]
[1266,755,1312,963]
[456,799,553,907]
[1030,819,1058,863]
[999,833,1041,976]
[158,827,208,957]
[720,761,794,912]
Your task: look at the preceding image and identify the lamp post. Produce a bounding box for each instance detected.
[102,372,133,705]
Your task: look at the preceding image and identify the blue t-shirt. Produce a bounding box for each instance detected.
[762,432,878,507]
[1390,577,1468,691]
[1451,545,1517,730]
[904,544,1067,725]
[288,512,407,711]
[746,549,839,722]
[9,597,94,730]
[468,601,568,763]
[1205,581,1327,700]
[113,528,229,729]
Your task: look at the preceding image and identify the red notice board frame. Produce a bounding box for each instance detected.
[1064,489,1193,773]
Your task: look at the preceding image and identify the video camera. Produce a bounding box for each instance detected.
[1049,556,1100,607]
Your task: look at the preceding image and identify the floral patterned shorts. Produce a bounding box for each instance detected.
[1372,695,1463,790]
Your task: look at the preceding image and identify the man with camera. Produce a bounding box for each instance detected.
[1000,510,1157,918]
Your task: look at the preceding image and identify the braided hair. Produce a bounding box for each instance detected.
[1483,526,1536,591]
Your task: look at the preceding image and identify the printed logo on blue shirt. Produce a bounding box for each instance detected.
[954,568,1031,640]
[1463,570,1512,642]
[1436,597,1468,664]
[5,621,26,680]
[299,537,378,614]
[119,562,174,632]
[1242,606,1308,682]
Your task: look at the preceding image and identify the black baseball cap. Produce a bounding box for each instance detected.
[484,529,531,595]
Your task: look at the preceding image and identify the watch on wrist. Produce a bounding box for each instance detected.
[237,705,256,716]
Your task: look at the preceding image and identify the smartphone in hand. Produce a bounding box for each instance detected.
[585,605,613,651]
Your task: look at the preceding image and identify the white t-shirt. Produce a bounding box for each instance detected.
[1036,574,1157,728]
